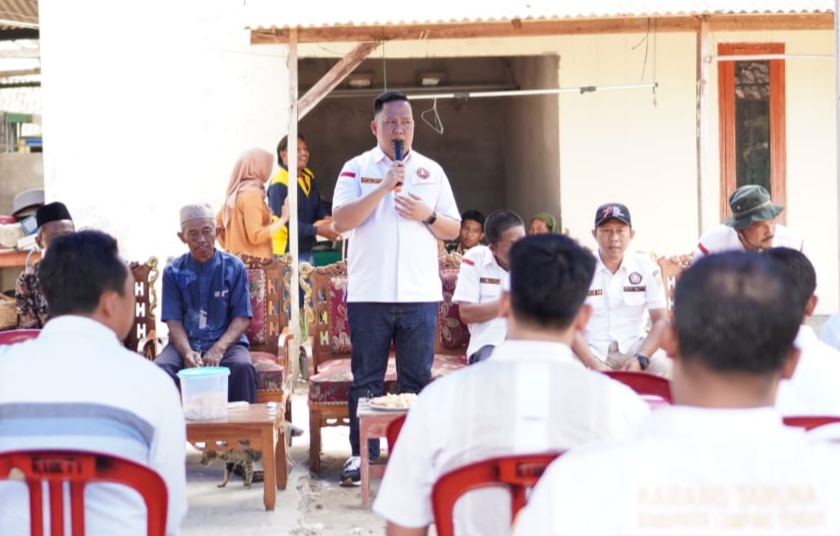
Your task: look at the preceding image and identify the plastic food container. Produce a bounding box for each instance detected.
[177,367,230,420]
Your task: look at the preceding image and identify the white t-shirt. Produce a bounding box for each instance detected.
[513,406,840,535]
[776,324,840,417]
[818,312,840,352]
[333,146,460,303]
[693,223,804,263]
[583,252,667,359]
[0,316,187,536]
[373,340,650,535]
[451,245,508,357]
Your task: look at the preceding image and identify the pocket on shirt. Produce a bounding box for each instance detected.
[622,291,646,306]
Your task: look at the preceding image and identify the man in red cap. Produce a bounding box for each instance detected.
[14,201,75,328]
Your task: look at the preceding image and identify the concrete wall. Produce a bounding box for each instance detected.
[39,0,288,264]
[0,152,42,214]
[504,55,561,228]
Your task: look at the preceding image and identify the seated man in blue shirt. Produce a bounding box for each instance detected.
[154,203,257,403]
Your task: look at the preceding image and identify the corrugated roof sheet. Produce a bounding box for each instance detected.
[245,0,833,30]
[0,0,38,29]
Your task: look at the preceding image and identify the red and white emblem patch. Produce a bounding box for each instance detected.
[416,167,430,179]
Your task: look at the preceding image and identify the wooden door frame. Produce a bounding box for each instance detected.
[717,42,787,223]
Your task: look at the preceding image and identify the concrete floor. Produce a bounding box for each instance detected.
[180,385,387,536]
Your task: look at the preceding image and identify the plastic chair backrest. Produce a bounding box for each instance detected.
[602,370,672,403]
[0,449,167,536]
[385,413,407,452]
[782,415,840,431]
[0,328,39,345]
[431,452,564,536]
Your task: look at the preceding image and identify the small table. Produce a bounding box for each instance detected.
[357,400,408,509]
[185,403,286,511]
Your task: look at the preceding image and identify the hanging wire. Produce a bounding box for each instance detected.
[652,18,659,107]
[420,98,444,134]
[381,41,387,90]
[632,18,651,83]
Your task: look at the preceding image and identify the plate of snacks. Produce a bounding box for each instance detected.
[369,393,418,411]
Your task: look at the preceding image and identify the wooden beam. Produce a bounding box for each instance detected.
[297,41,380,120]
[250,13,833,45]
[0,28,38,41]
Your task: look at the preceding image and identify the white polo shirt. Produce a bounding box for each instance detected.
[818,312,840,352]
[451,245,508,357]
[583,252,666,359]
[513,406,840,535]
[0,316,187,536]
[693,223,804,263]
[333,147,460,303]
[776,324,840,417]
[373,339,650,535]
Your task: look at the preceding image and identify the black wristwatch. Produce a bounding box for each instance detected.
[636,353,650,371]
[424,211,437,225]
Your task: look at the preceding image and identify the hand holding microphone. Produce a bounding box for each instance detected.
[392,139,404,193]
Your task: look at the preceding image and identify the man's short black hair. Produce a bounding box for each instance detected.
[485,210,524,246]
[674,251,801,375]
[373,90,409,117]
[461,210,486,229]
[763,247,816,316]
[38,230,129,317]
[508,234,596,331]
[276,133,307,167]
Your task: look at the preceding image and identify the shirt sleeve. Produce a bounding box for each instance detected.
[147,370,188,536]
[14,270,40,329]
[237,191,273,246]
[434,168,461,221]
[645,259,667,311]
[372,393,439,528]
[228,259,252,319]
[160,266,184,322]
[451,252,482,305]
[267,181,288,218]
[819,317,840,352]
[332,160,362,210]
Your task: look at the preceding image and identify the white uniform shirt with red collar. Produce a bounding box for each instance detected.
[333,146,460,303]
[373,340,650,535]
[692,223,804,263]
[776,324,840,417]
[513,406,840,535]
[582,252,666,360]
[451,245,508,357]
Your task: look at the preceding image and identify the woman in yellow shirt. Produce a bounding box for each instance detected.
[216,148,289,259]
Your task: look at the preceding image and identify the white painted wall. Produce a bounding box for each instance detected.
[39,0,288,264]
[305,30,837,313]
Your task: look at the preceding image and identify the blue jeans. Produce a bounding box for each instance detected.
[347,302,438,457]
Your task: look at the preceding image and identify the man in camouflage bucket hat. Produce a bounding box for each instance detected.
[693,184,804,262]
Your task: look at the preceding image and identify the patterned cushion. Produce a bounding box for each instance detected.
[308,354,468,404]
[245,269,267,346]
[328,277,352,354]
[252,351,284,391]
[438,271,470,350]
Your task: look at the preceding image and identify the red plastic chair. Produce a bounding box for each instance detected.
[602,370,672,403]
[431,452,564,536]
[0,328,40,345]
[0,450,168,536]
[783,416,840,431]
[385,414,407,452]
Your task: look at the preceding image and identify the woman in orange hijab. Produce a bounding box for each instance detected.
[217,148,289,259]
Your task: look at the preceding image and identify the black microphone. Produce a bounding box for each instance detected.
[393,140,404,191]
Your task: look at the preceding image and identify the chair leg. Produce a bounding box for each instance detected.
[309,407,321,473]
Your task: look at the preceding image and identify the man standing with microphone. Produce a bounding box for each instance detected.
[331,90,461,484]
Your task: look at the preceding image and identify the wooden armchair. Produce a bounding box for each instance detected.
[124,257,161,359]
[240,254,295,421]
[300,259,468,472]
[653,253,692,316]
